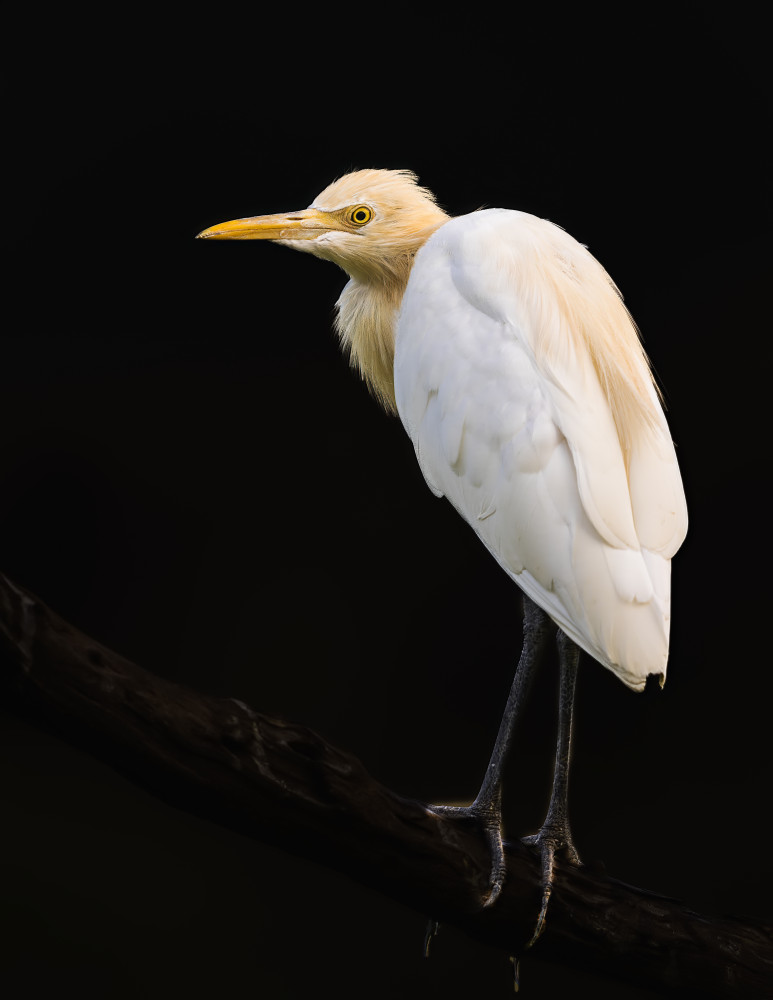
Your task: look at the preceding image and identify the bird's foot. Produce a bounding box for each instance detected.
[427,802,506,907]
[521,824,580,947]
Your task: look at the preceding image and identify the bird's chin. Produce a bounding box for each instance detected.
[275,237,317,250]
[276,236,335,260]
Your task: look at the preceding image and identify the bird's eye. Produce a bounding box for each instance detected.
[348,205,373,226]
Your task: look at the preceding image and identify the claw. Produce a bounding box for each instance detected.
[509,954,521,993]
[482,820,506,907]
[423,919,439,958]
[522,828,580,947]
[427,803,507,907]
[527,884,551,948]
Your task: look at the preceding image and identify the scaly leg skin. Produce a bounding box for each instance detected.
[521,628,581,946]
[428,789,507,906]
[427,597,553,907]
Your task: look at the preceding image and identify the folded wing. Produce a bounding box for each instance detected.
[394,210,687,690]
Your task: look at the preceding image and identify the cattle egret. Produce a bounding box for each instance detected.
[197,169,688,944]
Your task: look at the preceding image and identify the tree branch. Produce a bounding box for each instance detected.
[0,572,770,997]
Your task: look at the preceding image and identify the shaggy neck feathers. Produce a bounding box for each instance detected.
[333,221,447,413]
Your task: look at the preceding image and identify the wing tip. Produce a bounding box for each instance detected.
[615,666,667,693]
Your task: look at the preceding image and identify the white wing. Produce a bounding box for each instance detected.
[394,210,687,691]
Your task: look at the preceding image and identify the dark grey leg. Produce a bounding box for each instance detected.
[469,596,553,905]
[522,627,581,945]
[473,596,553,813]
[428,595,553,906]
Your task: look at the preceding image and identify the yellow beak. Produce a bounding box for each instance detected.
[196,207,345,241]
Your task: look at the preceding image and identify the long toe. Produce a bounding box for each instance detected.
[522,828,581,946]
[427,802,507,907]
[481,819,506,907]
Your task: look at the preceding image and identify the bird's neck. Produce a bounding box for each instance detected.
[333,214,450,412]
[334,262,412,414]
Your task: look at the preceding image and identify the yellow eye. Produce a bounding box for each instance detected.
[348,205,373,226]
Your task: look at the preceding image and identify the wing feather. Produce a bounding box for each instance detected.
[394,210,687,688]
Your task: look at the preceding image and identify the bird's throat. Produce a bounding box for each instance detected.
[334,276,406,414]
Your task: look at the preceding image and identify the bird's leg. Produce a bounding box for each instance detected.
[522,627,580,946]
[428,596,552,907]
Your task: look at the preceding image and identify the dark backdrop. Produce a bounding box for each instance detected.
[3,8,770,998]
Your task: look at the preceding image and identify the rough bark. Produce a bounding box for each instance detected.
[0,572,770,997]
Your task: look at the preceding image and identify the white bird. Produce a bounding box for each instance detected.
[197,169,688,943]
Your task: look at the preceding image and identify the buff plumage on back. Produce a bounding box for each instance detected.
[457,210,685,561]
[511,215,661,463]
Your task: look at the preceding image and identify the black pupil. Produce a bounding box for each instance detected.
[355,210,367,222]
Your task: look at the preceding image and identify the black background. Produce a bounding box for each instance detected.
[3,7,770,998]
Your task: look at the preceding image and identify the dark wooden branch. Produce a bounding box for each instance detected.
[0,573,770,997]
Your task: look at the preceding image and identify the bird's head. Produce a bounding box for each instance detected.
[197,169,449,284]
